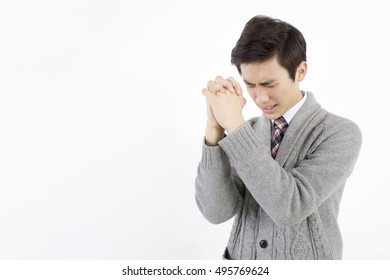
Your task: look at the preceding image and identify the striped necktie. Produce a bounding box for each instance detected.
[271,116,288,158]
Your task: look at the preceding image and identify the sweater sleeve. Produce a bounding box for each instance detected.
[195,138,244,224]
[218,119,362,227]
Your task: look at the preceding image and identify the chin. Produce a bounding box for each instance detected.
[264,112,282,120]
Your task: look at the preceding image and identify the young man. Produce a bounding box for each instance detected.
[195,15,362,260]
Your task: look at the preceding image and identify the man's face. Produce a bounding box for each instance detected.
[240,57,306,120]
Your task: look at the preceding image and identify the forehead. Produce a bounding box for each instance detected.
[240,58,288,82]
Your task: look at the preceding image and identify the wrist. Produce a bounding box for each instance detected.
[226,118,246,134]
[205,126,225,146]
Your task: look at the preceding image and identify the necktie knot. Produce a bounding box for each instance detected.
[274,116,288,131]
[271,116,288,158]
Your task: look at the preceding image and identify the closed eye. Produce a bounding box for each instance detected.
[244,81,256,88]
[261,82,278,88]
[244,79,278,89]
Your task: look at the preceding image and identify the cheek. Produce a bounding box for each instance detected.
[269,87,288,103]
[270,92,280,101]
[268,89,280,101]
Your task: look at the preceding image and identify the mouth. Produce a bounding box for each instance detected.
[262,104,278,114]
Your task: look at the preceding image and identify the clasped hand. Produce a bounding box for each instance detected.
[202,76,246,134]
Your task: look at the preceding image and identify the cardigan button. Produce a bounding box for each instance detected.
[259,240,268,248]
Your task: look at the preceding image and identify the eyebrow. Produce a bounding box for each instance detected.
[243,79,276,86]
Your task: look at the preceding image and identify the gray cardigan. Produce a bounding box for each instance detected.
[195,92,362,260]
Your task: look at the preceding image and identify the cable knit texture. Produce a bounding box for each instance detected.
[195,92,362,260]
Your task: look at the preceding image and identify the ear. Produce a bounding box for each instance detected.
[295,61,307,82]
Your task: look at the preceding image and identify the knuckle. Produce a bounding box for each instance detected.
[215,75,223,81]
[207,81,216,89]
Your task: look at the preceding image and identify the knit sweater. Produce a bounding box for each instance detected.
[195,92,362,260]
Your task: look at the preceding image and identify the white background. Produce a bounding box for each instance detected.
[0,0,389,260]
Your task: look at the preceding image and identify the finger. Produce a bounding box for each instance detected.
[215,75,235,93]
[227,76,243,96]
[202,88,216,98]
[207,80,225,93]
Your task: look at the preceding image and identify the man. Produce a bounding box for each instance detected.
[195,15,362,260]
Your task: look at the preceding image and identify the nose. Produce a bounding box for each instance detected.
[254,89,270,104]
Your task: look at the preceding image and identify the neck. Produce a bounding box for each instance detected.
[288,89,303,107]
